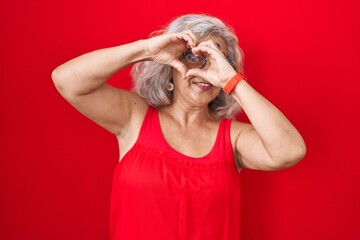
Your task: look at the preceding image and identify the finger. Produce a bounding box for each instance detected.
[192,42,217,57]
[171,60,188,79]
[192,45,222,59]
[173,32,196,49]
[196,40,221,52]
[196,40,229,60]
[183,30,198,48]
[185,68,207,80]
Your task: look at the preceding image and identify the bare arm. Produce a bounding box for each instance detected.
[52,40,150,135]
[186,40,306,171]
[52,31,197,136]
[231,81,306,170]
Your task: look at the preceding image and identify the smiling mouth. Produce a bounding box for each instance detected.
[194,82,213,90]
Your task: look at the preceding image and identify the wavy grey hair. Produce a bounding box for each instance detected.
[131,14,244,119]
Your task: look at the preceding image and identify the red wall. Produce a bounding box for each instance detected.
[1,0,359,239]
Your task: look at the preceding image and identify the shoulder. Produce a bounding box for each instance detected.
[229,120,252,144]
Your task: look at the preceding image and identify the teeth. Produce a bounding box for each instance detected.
[197,83,211,87]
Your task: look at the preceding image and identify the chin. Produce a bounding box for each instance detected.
[189,91,219,107]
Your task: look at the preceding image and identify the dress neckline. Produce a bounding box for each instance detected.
[155,108,224,161]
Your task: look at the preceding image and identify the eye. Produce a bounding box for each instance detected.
[184,53,207,69]
[188,54,199,63]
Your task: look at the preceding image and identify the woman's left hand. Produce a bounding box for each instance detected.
[185,40,237,88]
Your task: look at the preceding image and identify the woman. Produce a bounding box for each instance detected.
[52,14,306,240]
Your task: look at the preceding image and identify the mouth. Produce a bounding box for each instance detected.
[193,82,213,91]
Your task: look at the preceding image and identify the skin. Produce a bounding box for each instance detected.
[52,30,306,171]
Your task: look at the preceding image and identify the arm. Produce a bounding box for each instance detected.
[51,40,151,135]
[231,81,306,170]
[52,31,197,135]
[186,40,306,171]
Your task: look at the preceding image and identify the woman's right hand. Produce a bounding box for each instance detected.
[144,31,198,78]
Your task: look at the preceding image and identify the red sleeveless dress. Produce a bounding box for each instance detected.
[110,107,241,240]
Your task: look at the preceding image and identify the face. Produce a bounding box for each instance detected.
[172,35,229,108]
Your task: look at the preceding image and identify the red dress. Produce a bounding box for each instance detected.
[110,107,241,240]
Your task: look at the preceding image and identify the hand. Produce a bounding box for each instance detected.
[145,31,198,78]
[185,40,237,88]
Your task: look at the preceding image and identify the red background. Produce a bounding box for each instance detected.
[1,0,359,239]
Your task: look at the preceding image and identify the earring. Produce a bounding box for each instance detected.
[166,82,174,92]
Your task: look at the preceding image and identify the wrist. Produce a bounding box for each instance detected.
[223,72,246,95]
[140,39,153,61]
[221,70,237,88]
[114,40,153,64]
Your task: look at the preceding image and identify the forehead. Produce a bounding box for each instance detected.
[200,35,229,55]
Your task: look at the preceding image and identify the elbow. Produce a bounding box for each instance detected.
[290,142,307,163]
[51,66,80,98]
[51,67,65,94]
[269,143,307,170]
[286,144,306,168]
[51,66,95,97]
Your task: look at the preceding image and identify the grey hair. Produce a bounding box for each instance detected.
[131,14,244,119]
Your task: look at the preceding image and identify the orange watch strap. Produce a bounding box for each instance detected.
[223,72,246,95]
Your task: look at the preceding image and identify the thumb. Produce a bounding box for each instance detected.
[171,60,187,79]
[185,68,207,79]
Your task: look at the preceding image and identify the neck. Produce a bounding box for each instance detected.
[159,101,215,128]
